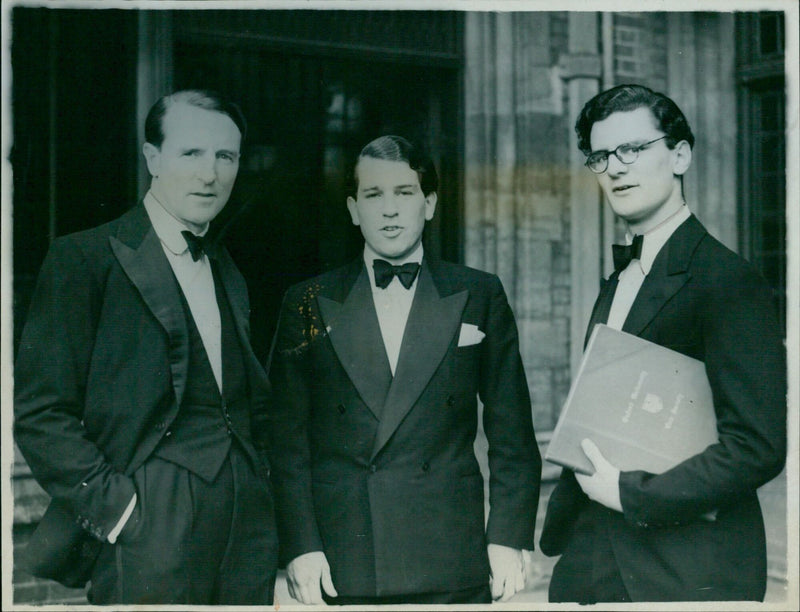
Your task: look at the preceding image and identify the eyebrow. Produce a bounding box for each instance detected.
[590,138,655,154]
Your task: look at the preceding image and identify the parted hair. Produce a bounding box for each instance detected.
[575,84,695,155]
[144,89,247,148]
[350,135,438,197]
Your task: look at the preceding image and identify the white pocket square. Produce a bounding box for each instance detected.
[458,323,485,347]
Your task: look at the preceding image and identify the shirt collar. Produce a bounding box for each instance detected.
[144,191,209,256]
[363,242,424,289]
[626,205,691,275]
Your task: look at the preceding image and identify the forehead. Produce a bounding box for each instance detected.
[356,157,419,188]
[161,103,241,148]
[589,107,660,151]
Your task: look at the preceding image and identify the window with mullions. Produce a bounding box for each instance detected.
[736,12,786,329]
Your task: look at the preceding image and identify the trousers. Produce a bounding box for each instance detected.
[88,443,278,604]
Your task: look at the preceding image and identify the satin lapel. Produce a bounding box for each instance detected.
[622,218,703,337]
[209,250,270,392]
[210,249,250,341]
[371,264,468,459]
[584,272,619,348]
[318,268,392,421]
[110,227,189,407]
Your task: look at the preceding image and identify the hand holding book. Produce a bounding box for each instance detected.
[574,439,622,512]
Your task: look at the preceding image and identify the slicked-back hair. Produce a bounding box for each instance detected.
[575,84,695,155]
[144,89,247,148]
[350,135,438,197]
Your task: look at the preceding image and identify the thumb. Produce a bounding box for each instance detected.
[321,561,338,597]
[580,438,604,469]
[490,573,505,600]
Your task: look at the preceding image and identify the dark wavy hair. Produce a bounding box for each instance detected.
[350,135,438,197]
[575,84,694,155]
[144,89,247,148]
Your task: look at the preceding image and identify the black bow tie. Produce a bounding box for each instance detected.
[611,234,644,272]
[181,231,207,261]
[373,259,421,290]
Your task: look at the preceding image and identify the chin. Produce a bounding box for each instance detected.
[610,202,646,222]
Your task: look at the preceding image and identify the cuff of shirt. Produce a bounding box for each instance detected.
[107,493,137,543]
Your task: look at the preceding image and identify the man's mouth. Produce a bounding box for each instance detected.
[381,225,402,233]
[190,192,216,199]
[612,184,637,193]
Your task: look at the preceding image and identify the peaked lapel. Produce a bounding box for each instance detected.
[318,263,392,421]
[371,260,469,459]
[109,205,189,408]
[209,247,271,393]
[210,248,250,343]
[622,215,705,337]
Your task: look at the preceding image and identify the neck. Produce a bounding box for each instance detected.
[626,197,685,235]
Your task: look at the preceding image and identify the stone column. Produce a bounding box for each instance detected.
[464,12,571,431]
[560,13,603,376]
[136,11,174,196]
[667,12,737,250]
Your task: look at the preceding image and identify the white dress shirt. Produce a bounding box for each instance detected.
[606,205,692,330]
[364,243,423,376]
[143,192,222,391]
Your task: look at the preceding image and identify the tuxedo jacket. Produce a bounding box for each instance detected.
[267,256,541,597]
[14,204,273,586]
[540,215,786,601]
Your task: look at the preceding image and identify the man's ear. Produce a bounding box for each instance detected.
[672,140,692,177]
[424,191,437,221]
[142,142,161,178]
[346,196,360,226]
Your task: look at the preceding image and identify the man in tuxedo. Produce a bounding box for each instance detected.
[540,84,786,602]
[267,135,541,605]
[14,90,278,604]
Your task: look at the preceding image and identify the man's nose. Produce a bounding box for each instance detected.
[606,152,629,176]
[382,194,399,216]
[195,155,217,183]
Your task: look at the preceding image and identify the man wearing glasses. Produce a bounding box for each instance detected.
[539,84,785,602]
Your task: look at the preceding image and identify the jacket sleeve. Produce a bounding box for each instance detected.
[619,262,786,527]
[14,237,136,542]
[479,275,542,550]
[265,286,324,563]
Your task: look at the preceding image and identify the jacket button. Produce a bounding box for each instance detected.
[337,404,346,414]
[421,462,430,472]
[369,464,377,473]
[446,395,456,407]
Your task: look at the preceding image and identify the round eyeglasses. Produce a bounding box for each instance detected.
[584,135,668,174]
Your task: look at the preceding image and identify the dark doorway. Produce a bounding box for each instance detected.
[10,9,464,363]
[172,13,463,360]
[11,7,139,352]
